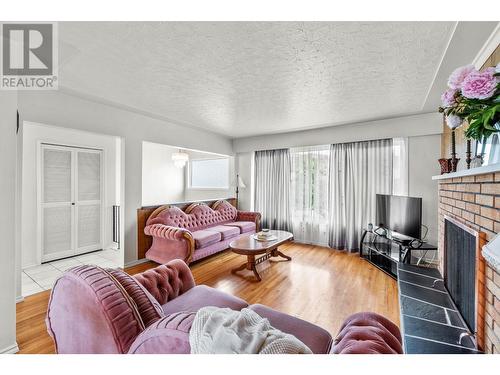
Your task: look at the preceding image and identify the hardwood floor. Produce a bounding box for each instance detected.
[16,242,399,354]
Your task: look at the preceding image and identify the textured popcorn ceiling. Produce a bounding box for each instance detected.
[58,22,455,138]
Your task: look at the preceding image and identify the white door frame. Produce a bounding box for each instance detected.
[37,142,106,264]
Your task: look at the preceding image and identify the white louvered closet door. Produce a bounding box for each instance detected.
[41,145,75,261]
[41,145,103,262]
[75,149,102,254]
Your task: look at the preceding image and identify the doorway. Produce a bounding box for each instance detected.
[20,122,125,298]
[39,144,104,262]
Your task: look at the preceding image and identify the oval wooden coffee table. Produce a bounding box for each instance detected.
[229,230,293,281]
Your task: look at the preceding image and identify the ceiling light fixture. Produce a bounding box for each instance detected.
[172,150,189,168]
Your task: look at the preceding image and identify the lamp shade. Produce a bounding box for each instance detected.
[237,175,246,188]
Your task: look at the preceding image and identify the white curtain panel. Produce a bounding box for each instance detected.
[254,149,292,231]
[328,139,393,251]
[290,145,330,246]
[392,137,409,196]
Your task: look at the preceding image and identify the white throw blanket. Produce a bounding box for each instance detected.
[189,306,312,354]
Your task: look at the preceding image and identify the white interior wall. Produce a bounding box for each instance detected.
[0,90,18,353]
[233,113,443,152]
[21,121,122,269]
[17,90,233,266]
[115,136,123,207]
[236,152,254,211]
[141,142,185,206]
[408,134,441,246]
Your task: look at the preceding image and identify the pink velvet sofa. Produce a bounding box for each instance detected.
[144,200,261,264]
[46,260,403,354]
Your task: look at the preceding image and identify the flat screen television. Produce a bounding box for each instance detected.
[376,194,422,240]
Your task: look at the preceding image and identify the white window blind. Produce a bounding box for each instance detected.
[190,158,229,189]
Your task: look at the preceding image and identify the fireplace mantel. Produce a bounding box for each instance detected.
[432,162,500,180]
[483,233,500,273]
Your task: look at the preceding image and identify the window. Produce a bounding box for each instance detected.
[289,146,330,245]
[189,158,229,189]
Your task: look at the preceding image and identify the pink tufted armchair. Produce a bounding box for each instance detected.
[46,260,403,354]
[144,200,261,264]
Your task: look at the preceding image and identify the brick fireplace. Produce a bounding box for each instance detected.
[438,172,500,353]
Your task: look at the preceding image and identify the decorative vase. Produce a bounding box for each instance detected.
[438,158,451,174]
[471,156,483,168]
[450,157,460,172]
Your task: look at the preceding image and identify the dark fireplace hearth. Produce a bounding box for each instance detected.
[443,215,488,351]
[444,217,477,333]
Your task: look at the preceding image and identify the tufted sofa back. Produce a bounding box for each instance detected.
[147,200,237,231]
[331,312,403,354]
[133,259,196,305]
[107,268,165,328]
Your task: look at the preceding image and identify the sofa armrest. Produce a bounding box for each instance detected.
[144,224,195,263]
[236,211,261,231]
[145,223,191,241]
[133,260,196,305]
[128,312,195,354]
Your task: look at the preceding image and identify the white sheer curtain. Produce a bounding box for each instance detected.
[254,149,292,231]
[328,139,393,251]
[290,146,330,246]
[392,137,408,196]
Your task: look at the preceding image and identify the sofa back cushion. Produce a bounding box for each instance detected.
[107,268,164,328]
[133,260,196,305]
[147,200,237,231]
[46,265,145,353]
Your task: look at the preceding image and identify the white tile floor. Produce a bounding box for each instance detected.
[22,249,122,298]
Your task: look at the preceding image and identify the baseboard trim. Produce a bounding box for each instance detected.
[22,262,38,271]
[0,343,19,354]
[16,295,24,304]
[124,258,149,268]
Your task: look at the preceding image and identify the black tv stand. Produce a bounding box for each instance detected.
[359,228,437,279]
[397,238,413,246]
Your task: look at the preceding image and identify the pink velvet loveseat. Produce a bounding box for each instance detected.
[144,200,261,264]
[46,260,403,354]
